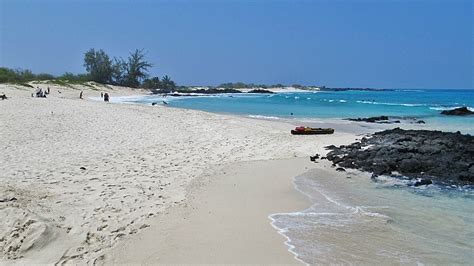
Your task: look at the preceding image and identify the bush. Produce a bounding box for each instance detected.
[0,67,54,83]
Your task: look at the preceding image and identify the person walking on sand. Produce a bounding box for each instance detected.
[100,92,103,98]
[104,92,109,102]
[80,91,83,99]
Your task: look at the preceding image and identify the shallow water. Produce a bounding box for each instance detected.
[124,89,474,134]
[270,169,474,265]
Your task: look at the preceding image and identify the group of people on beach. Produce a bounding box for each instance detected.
[30,86,110,102]
[32,87,50,98]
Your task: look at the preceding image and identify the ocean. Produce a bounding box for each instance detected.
[112,89,474,264]
[117,89,474,134]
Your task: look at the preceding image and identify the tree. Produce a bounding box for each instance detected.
[142,76,161,90]
[123,49,152,88]
[111,57,127,85]
[83,48,113,84]
[17,69,35,82]
[160,75,176,91]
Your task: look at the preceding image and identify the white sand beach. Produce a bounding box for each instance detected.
[0,83,385,264]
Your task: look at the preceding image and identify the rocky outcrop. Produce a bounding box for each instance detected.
[441,107,474,116]
[324,128,474,186]
[247,89,274,94]
[347,116,426,124]
[347,116,391,123]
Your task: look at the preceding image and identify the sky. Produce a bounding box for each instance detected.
[0,0,472,89]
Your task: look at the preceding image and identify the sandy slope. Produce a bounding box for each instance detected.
[0,83,362,264]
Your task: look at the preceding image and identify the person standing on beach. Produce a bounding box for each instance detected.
[80,91,83,99]
[104,92,109,102]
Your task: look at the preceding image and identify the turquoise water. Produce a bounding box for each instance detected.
[271,169,474,265]
[126,89,474,134]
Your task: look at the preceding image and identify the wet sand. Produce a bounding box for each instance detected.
[105,158,312,264]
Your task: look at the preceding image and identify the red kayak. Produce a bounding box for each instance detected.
[291,126,334,135]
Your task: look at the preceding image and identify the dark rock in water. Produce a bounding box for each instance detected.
[247,89,274,94]
[348,116,421,124]
[336,167,346,172]
[414,179,432,186]
[324,128,474,186]
[80,167,86,170]
[441,107,474,116]
[348,116,389,123]
[416,120,426,124]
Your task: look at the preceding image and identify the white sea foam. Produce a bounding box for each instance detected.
[268,215,309,266]
[247,115,280,120]
[429,106,473,111]
[355,100,426,107]
[394,89,426,92]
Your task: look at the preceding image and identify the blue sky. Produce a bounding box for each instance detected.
[0,0,472,88]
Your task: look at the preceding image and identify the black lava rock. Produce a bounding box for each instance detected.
[414,179,432,186]
[347,116,389,123]
[441,107,474,116]
[324,128,474,186]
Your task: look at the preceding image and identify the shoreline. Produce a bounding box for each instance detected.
[104,158,314,264]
